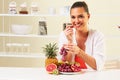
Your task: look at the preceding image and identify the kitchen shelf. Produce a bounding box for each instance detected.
[1,14,120,17]
[0,52,45,58]
[0,33,58,38]
[0,52,61,59]
[0,14,69,17]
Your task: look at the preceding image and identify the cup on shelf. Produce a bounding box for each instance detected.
[6,43,19,54]
[48,7,56,15]
[6,43,30,55]
[31,2,39,14]
[6,43,12,54]
[23,43,30,54]
[59,6,70,15]
[16,43,23,55]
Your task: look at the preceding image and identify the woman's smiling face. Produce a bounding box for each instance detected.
[70,7,90,31]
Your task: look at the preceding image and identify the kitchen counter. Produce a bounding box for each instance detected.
[0,67,120,80]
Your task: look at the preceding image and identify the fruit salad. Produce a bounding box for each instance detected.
[46,62,81,75]
[57,62,81,72]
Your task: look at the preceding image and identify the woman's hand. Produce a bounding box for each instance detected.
[61,43,81,62]
[64,25,73,43]
[63,43,81,55]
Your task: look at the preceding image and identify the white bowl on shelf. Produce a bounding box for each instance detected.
[11,24,32,35]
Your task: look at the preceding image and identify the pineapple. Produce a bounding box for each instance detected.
[43,43,58,66]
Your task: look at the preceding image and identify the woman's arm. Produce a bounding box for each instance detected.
[64,44,97,70]
[77,49,97,70]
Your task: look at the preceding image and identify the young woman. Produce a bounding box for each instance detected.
[58,1,105,70]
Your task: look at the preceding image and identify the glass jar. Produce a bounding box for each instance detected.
[8,1,17,14]
[19,2,28,14]
[31,2,39,14]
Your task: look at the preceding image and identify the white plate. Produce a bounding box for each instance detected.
[60,72,81,75]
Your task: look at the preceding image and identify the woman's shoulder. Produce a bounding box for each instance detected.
[89,29,104,37]
[89,29,105,39]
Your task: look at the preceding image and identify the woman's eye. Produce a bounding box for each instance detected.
[71,16,75,19]
[78,15,84,18]
[71,15,84,19]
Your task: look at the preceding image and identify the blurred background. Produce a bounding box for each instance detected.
[0,0,120,69]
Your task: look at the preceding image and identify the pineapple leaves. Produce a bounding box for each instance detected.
[43,43,58,58]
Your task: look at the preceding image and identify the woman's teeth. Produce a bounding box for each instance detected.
[76,24,81,27]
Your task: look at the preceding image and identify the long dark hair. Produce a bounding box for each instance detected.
[70,1,89,14]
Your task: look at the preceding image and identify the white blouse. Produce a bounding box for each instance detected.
[58,29,106,70]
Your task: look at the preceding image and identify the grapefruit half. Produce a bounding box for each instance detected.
[46,63,57,73]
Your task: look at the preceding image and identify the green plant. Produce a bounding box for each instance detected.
[43,43,58,66]
[43,43,58,58]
